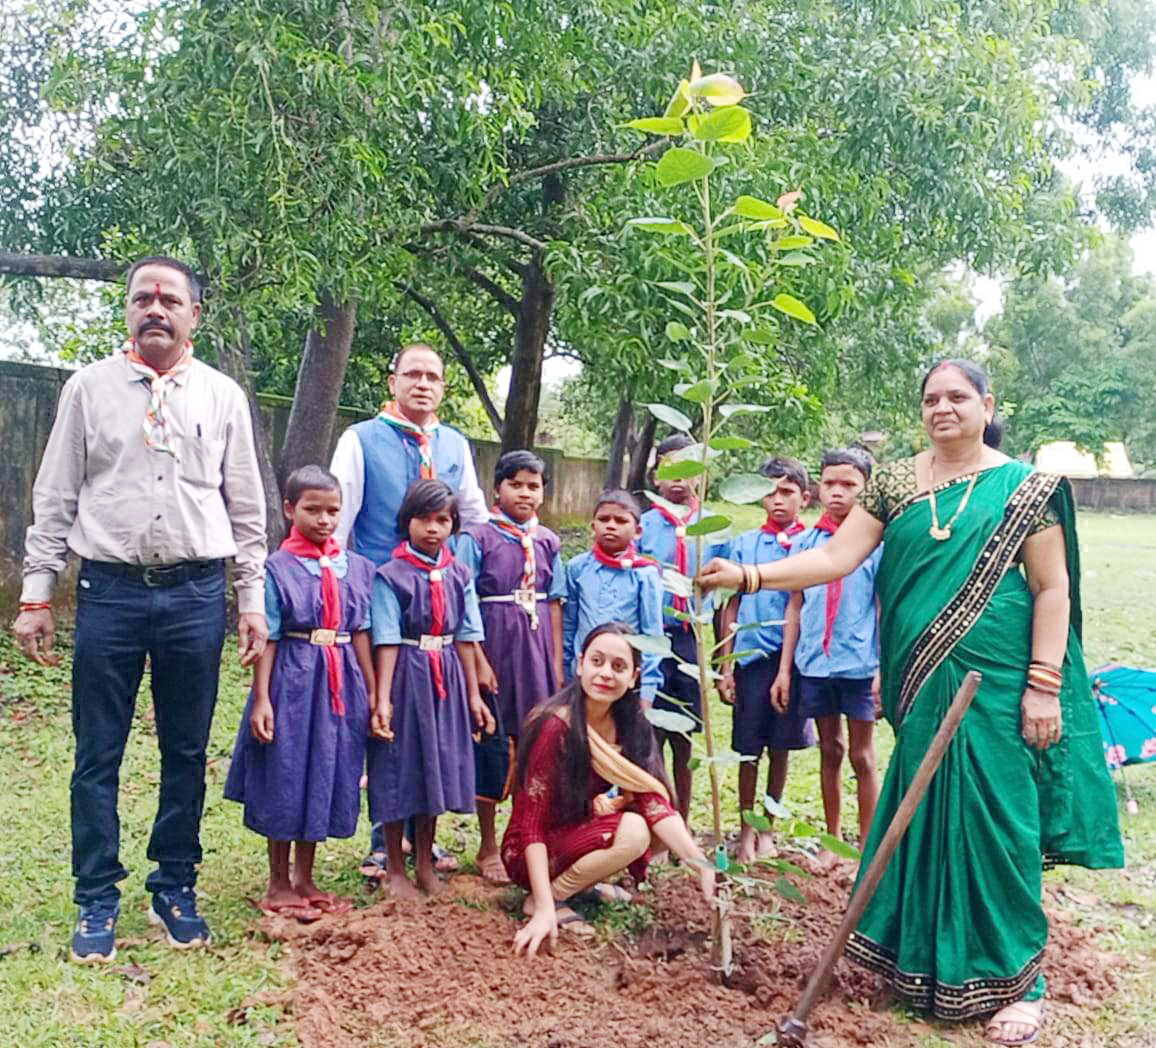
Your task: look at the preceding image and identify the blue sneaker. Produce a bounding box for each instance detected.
[70,900,119,964]
[148,887,210,949]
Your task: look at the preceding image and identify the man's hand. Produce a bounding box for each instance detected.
[12,608,59,667]
[238,612,269,667]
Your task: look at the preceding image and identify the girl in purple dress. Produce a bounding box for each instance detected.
[225,466,378,921]
[369,479,495,897]
[456,450,567,883]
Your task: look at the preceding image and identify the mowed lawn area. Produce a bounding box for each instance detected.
[0,509,1154,1047]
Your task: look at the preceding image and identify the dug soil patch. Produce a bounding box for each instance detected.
[263,861,1122,1048]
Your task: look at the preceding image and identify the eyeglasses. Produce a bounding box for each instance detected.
[397,369,444,384]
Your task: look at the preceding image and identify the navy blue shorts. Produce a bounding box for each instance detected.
[732,653,816,757]
[655,626,701,733]
[798,675,876,722]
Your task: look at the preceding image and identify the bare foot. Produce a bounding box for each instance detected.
[756,831,778,859]
[294,886,352,914]
[384,872,420,900]
[738,824,758,864]
[415,867,443,895]
[259,888,322,921]
[476,851,510,884]
[985,999,1043,1045]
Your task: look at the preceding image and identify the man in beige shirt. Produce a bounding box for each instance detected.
[13,255,268,963]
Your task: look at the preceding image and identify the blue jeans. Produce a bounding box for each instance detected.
[70,561,227,905]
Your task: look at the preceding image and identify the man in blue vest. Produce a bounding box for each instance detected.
[330,341,489,877]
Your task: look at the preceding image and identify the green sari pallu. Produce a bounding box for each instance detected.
[845,460,1124,1021]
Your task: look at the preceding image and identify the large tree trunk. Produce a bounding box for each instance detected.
[625,412,657,493]
[280,294,357,482]
[211,314,283,546]
[605,398,634,489]
[502,252,553,453]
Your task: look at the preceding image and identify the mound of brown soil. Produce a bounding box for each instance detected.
[264,862,1121,1048]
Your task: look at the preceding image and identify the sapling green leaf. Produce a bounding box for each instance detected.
[775,877,807,906]
[742,810,772,831]
[686,514,731,535]
[675,378,716,402]
[708,435,756,450]
[656,458,705,481]
[656,147,716,186]
[646,403,693,431]
[624,116,686,134]
[625,633,674,658]
[733,195,784,220]
[799,215,841,240]
[763,794,793,819]
[819,834,862,859]
[665,320,691,341]
[626,216,696,235]
[717,472,780,502]
[646,708,697,734]
[694,105,751,142]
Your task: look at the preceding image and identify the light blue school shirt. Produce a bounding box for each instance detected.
[454,515,568,602]
[789,529,882,679]
[370,546,484,647]
[637,506,726,630]
[265,551,370,640]
[725,528,795,667]
[562,551,664,700]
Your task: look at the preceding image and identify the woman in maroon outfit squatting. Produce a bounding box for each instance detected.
[503,622,715,957]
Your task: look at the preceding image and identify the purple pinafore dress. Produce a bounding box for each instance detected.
[463,522,561,735]
[224,549,374,841]
[366,556,478,824]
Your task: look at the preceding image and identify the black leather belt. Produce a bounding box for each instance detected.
[82,559,224,589]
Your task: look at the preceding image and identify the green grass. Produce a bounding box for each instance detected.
[0,509,1154,1047]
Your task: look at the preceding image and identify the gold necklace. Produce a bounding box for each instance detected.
[927,456,980,541]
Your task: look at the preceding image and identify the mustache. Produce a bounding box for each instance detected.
[137,319,173,335]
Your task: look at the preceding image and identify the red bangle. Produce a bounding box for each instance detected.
[19,602,52,612]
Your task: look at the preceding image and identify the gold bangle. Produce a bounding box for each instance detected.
[747,564,761,594]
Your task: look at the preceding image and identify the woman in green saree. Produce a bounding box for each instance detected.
[699,359,1123,1045]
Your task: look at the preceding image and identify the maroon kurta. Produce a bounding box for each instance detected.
[500,713,676,888]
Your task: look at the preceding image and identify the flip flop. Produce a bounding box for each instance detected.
[477,853,511,884]
[300,893,352,915]
[572,882,632,906]
[985,1001,1044,1045]
[432,844,459,873]
[554,903,595,937]
[358,851,388,881]
[257,899,323,923]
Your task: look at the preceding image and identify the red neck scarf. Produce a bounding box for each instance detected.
[392,542,453,698]
[280,526,345,714]
[378,401,436,478]
[490,508,540,627]
[814,513,845,656]
[650,498,699,618]
[761,516,806,549]
[591,543,659,571]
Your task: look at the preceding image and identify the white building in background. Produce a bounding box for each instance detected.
[1034,441,1135,478]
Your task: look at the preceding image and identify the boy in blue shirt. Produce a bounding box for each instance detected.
[717,457,816,864]
[564,489,664,705]
[639,434,724,823]
[776,449,881,851]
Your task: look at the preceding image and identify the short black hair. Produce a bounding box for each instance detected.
[820,448,872,481]
[284,464,341,504]
[922,357,1004,449]
[594,488,643,522]
[125,255,204,304]
[392,342,444,375]
[495,449,550,488]
[759,456,809,492]
[655,433,694,458]
[398,478,460,537]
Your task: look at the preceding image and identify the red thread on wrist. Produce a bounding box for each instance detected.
[19,602,52,612]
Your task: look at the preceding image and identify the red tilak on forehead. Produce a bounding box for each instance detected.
[154,282,162,298]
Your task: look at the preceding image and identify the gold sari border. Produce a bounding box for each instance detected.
[897,470,1061,721]
[846,932,1044,1021]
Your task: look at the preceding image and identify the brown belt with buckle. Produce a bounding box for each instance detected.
[283,629,352,646]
